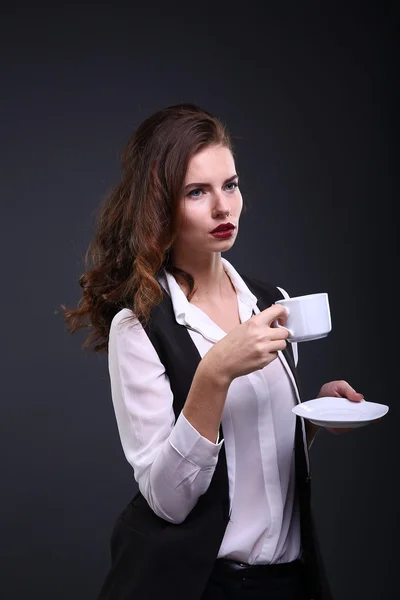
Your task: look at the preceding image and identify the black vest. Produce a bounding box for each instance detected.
[98,274,333,600]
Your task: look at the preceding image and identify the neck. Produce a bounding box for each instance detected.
[170,252,233,303]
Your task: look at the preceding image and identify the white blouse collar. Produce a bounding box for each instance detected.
[157,258,258,341]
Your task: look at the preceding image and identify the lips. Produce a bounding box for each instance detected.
[210,222,235,233]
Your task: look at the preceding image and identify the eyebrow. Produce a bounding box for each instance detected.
[184,173,239,190]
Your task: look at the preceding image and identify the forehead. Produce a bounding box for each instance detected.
[185,145,235,181]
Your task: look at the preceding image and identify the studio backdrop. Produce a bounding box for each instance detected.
[1,3,397,599]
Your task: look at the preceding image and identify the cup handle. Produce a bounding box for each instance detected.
[273,319,294,338]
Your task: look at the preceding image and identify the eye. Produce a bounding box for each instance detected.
[225,182,238,191]
[187,188,203,198]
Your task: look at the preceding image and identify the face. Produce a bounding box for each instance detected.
[173,145,243,259]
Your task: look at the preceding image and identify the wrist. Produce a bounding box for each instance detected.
[199,352,233,389]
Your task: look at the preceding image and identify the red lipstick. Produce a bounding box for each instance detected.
[210,223,235,239]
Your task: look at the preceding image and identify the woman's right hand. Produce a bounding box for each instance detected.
[204,304,290,383]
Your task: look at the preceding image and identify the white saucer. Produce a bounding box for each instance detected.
[292,397,389,428]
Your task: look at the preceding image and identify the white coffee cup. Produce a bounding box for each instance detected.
[274,292,332,342]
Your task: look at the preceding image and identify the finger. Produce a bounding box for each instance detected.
[268,325,290,341]
[257,304,289,326]
[335,380,364,402]
[270,337,289,352]
[351,393,365,402]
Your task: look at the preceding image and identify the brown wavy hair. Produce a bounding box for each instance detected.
[60,103,240,353]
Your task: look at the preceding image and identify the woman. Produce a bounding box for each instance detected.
[62,103,363,599]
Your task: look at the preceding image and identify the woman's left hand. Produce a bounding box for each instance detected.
[317,380,364,435]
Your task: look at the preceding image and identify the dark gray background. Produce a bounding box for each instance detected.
[1,2,397,599]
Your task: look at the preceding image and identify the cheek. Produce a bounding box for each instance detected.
[235,193,243,214]
[181,204,206,233]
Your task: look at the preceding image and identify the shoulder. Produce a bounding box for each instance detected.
[110,307,137,332]
[109,308,147,348]
[108,307,167,367]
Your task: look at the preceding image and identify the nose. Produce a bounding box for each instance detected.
[212,191,231,218]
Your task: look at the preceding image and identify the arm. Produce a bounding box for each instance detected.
[108,310,227,525]
[183,349,231,444]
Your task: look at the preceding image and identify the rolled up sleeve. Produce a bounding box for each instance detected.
[108,309,224,524]
[169,412,223,466]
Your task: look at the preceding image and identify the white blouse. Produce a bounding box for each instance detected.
[108,258,303,565]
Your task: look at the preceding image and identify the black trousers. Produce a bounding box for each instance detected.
[201,559,309,600]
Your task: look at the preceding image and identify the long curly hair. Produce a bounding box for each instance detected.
[60,103,237,353]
